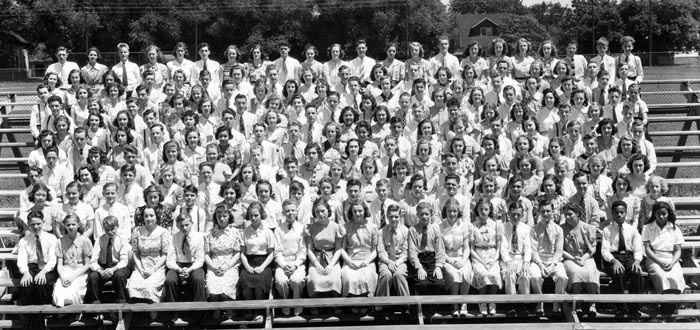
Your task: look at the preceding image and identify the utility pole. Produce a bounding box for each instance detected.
[648,0,653,65]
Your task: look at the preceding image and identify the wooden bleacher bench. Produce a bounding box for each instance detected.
[647,103,700,110]
[649,130,700,137]
[655,146,700,152]
[0,157,28,163]
[0,174,28,180]
[664,178,700,185]
[0,141,34,148]
[0,128,30,134]
[648,115,700,122]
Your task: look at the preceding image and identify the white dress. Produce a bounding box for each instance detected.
[205,225,241,300]
[127,226,170,302]
[642,222,686,292]
[53,235,92,307]
[341,221,378,297]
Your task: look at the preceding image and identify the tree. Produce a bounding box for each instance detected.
[498,14,550,53]
[450,0,525,15]
[618,0,700,52]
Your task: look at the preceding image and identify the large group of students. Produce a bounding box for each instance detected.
[13,33,689,323]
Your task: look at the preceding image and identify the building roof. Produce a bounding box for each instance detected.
[0,30,29,44]
[456,13,509,30]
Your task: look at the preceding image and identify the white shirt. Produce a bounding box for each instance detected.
[46,61,80,86]
[349,56,376,82]
[273,56,303,83]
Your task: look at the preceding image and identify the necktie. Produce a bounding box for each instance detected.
[612,104,619,124]
[420,225,428,250]
[105,237,114,268]
[36,236,44,265]
[618,224,627,253]
[511,224,518,252]
[387,157,394,178]
[204,185,211,215]
[380,201,386,228]
[203,60,208,72]
[388,229,397,261]
[599,89,606,107]
[281,57,288,80]
[182,234,191,259]
[622,84,628,101]
[287,222,293,230]
[122,62,128,88]
[238,114,246,136]
[543,226,551,249]
[307,125,313,144]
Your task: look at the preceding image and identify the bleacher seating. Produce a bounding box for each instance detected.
[1,80,700,329]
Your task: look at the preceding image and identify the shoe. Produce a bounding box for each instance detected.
[553,303,561,313]
[452,309,460,318]
[460,304,469,317]
[282,308,291,316]
[488,303,496,315]
[535,303,544,315]
[253,314,263,322]
[629,310,642,319]
[294,308,303,316]
[479,303,487,316]
[506,309,517,316]
[587,305,597,318]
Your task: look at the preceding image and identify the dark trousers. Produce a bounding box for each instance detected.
[409,252,444,296]
[604,253,643,313]
[18,263,56,306]
[84,267,131,303]
[163,263,206,302]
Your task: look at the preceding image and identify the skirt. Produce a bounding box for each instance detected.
[341,262,378,297]
[646,252,685,292]
[564,258,600,288]
[239,254,273,292]
[52,267,88,307]
[306,249,342,295]
[472,247,502,289]
[206,265,239,300]
[127,267,166,303]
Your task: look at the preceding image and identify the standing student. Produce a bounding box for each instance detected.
[273,41,303,84]
[112,43,141,94]
[46,46,80,88]
[85,216,132,304]
[191,43,222,89]
[590,37,616,84]
[616,36,644,84]
[349,39,376,83]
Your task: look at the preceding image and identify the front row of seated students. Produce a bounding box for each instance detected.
[15,192,685,320]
